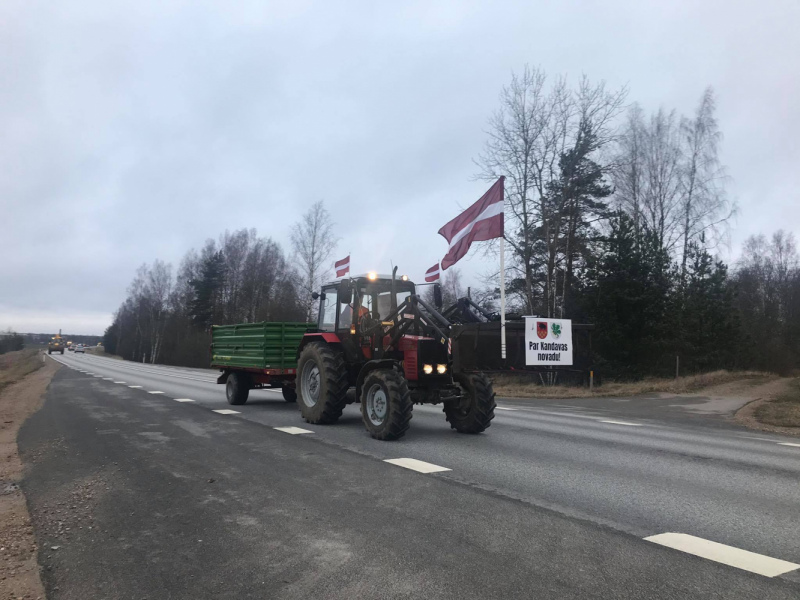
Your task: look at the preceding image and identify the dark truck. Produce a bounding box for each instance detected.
[211,322,313,404]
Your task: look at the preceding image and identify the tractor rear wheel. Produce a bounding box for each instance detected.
[297,343,348,424]
[226,373,250,405]
[282,385,297,403]
[444,372,496,434]
[360,369,412,441]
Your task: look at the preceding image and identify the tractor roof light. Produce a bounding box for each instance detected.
[367,272,378,281]
[401,275,409,281]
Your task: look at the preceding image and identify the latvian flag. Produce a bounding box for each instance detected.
[335,255,350,278]
[425,263,440,282]
[438,177,504,270]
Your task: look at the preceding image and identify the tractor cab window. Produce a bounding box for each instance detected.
[319,287,338,331]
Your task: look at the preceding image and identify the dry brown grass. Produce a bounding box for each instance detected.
[754,378,800,428]
[0,348,44,393]
[85,346,122,360]
[492,369,775,399]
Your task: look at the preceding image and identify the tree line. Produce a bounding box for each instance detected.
[477,66,798,377]
[103,203,337,367]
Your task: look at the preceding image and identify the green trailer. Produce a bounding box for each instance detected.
[211,321,314,405]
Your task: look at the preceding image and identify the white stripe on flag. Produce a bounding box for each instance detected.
[447,201,504,249]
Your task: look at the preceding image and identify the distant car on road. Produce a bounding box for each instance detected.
[74,344,85,353]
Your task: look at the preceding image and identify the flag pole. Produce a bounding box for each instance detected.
[500,236,506,360]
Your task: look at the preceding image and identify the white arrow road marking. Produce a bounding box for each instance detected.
[600,420,642,426]
[148,391,165,395]
[213,409,240,415]
[644,533,799,577]
[128,385,143,389]
[174,398,195,403]
[274,426,313,435]
[384,458,451,474]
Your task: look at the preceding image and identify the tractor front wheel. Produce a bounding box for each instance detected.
[360,369,412,441]
[226,373,250,405]
[444,373,496,434]
[297,343,348,424]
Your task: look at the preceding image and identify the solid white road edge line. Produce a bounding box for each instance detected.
[644,533,799,577]
[213,409,240,415]
[600,419,643,426]
[148,391,165,395]
[174,398,195,402]
[384,458,451,474]
[778,442,800,447]
[274,426,313,435]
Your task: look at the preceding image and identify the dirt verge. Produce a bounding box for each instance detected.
[492,369,775,399]
[734,378,800,437]
[0,354,59,599]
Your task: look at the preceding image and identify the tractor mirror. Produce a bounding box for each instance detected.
[311,292,320,301]
[339,280,353,304]
[433,283,443,309]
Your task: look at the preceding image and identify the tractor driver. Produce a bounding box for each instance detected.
[339,301,368,329]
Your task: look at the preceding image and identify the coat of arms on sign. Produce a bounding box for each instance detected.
[536,321,548,340]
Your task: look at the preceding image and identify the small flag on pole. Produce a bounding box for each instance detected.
[438,177,504,270]
[425,263,441,282]
[335,255,350,278]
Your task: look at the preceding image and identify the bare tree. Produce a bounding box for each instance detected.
[146,260,172,363]
[291,201,338,320]
[477,66,626,316]
[678,87,732,282]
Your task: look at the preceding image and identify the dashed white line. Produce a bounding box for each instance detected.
[128,385,143,389]
[644,533,799,577]
[93,375,103,378]
[102,378,114,381]
[600,420,642,427]
[495,406,519,411]
[148,391,165,395]
[384,458,451,474]
[174,398,195,403]
[778,442,800,447]
[114,381,126,384]
[274,426,313,435]
[213,409,240,415]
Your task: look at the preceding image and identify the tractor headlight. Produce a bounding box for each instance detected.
[436,364,447,374]
[423,364,433,375]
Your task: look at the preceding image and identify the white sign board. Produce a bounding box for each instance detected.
[524,317,573,366]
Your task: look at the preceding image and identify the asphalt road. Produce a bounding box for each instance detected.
[18,352,800,599]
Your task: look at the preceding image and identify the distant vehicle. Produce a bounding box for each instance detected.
[48,333,65,355]
[74,344,85,354]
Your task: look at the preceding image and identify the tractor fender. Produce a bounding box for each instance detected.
[296,332,341,358]
[216,370,229,385]
[355,359,402,401]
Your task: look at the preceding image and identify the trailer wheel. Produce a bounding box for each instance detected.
[444,373,496,434]
[297,343,348,424]
[226,373,250,405]
[360,369,412,441]
[282,386,297,403]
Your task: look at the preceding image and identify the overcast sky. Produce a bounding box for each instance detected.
[2,0,798,335]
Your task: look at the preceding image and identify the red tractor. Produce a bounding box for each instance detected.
[295,269,495,440]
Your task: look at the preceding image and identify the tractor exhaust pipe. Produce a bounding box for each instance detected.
[391,265,398,313]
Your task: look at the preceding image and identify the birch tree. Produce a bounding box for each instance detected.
[291,201,338,320]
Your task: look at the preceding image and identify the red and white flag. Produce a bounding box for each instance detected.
[335,255,350,278]
[438,177,504,270]
[425,263,440,282]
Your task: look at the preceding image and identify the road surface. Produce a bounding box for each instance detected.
[18,352,800,599]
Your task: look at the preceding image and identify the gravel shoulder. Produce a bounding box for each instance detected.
[0,354,59,600]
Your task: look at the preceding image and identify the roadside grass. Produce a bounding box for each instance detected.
[85,347,122,360]
[0,349,44,393]
[754,378,800,428]
[492,369,775,399]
